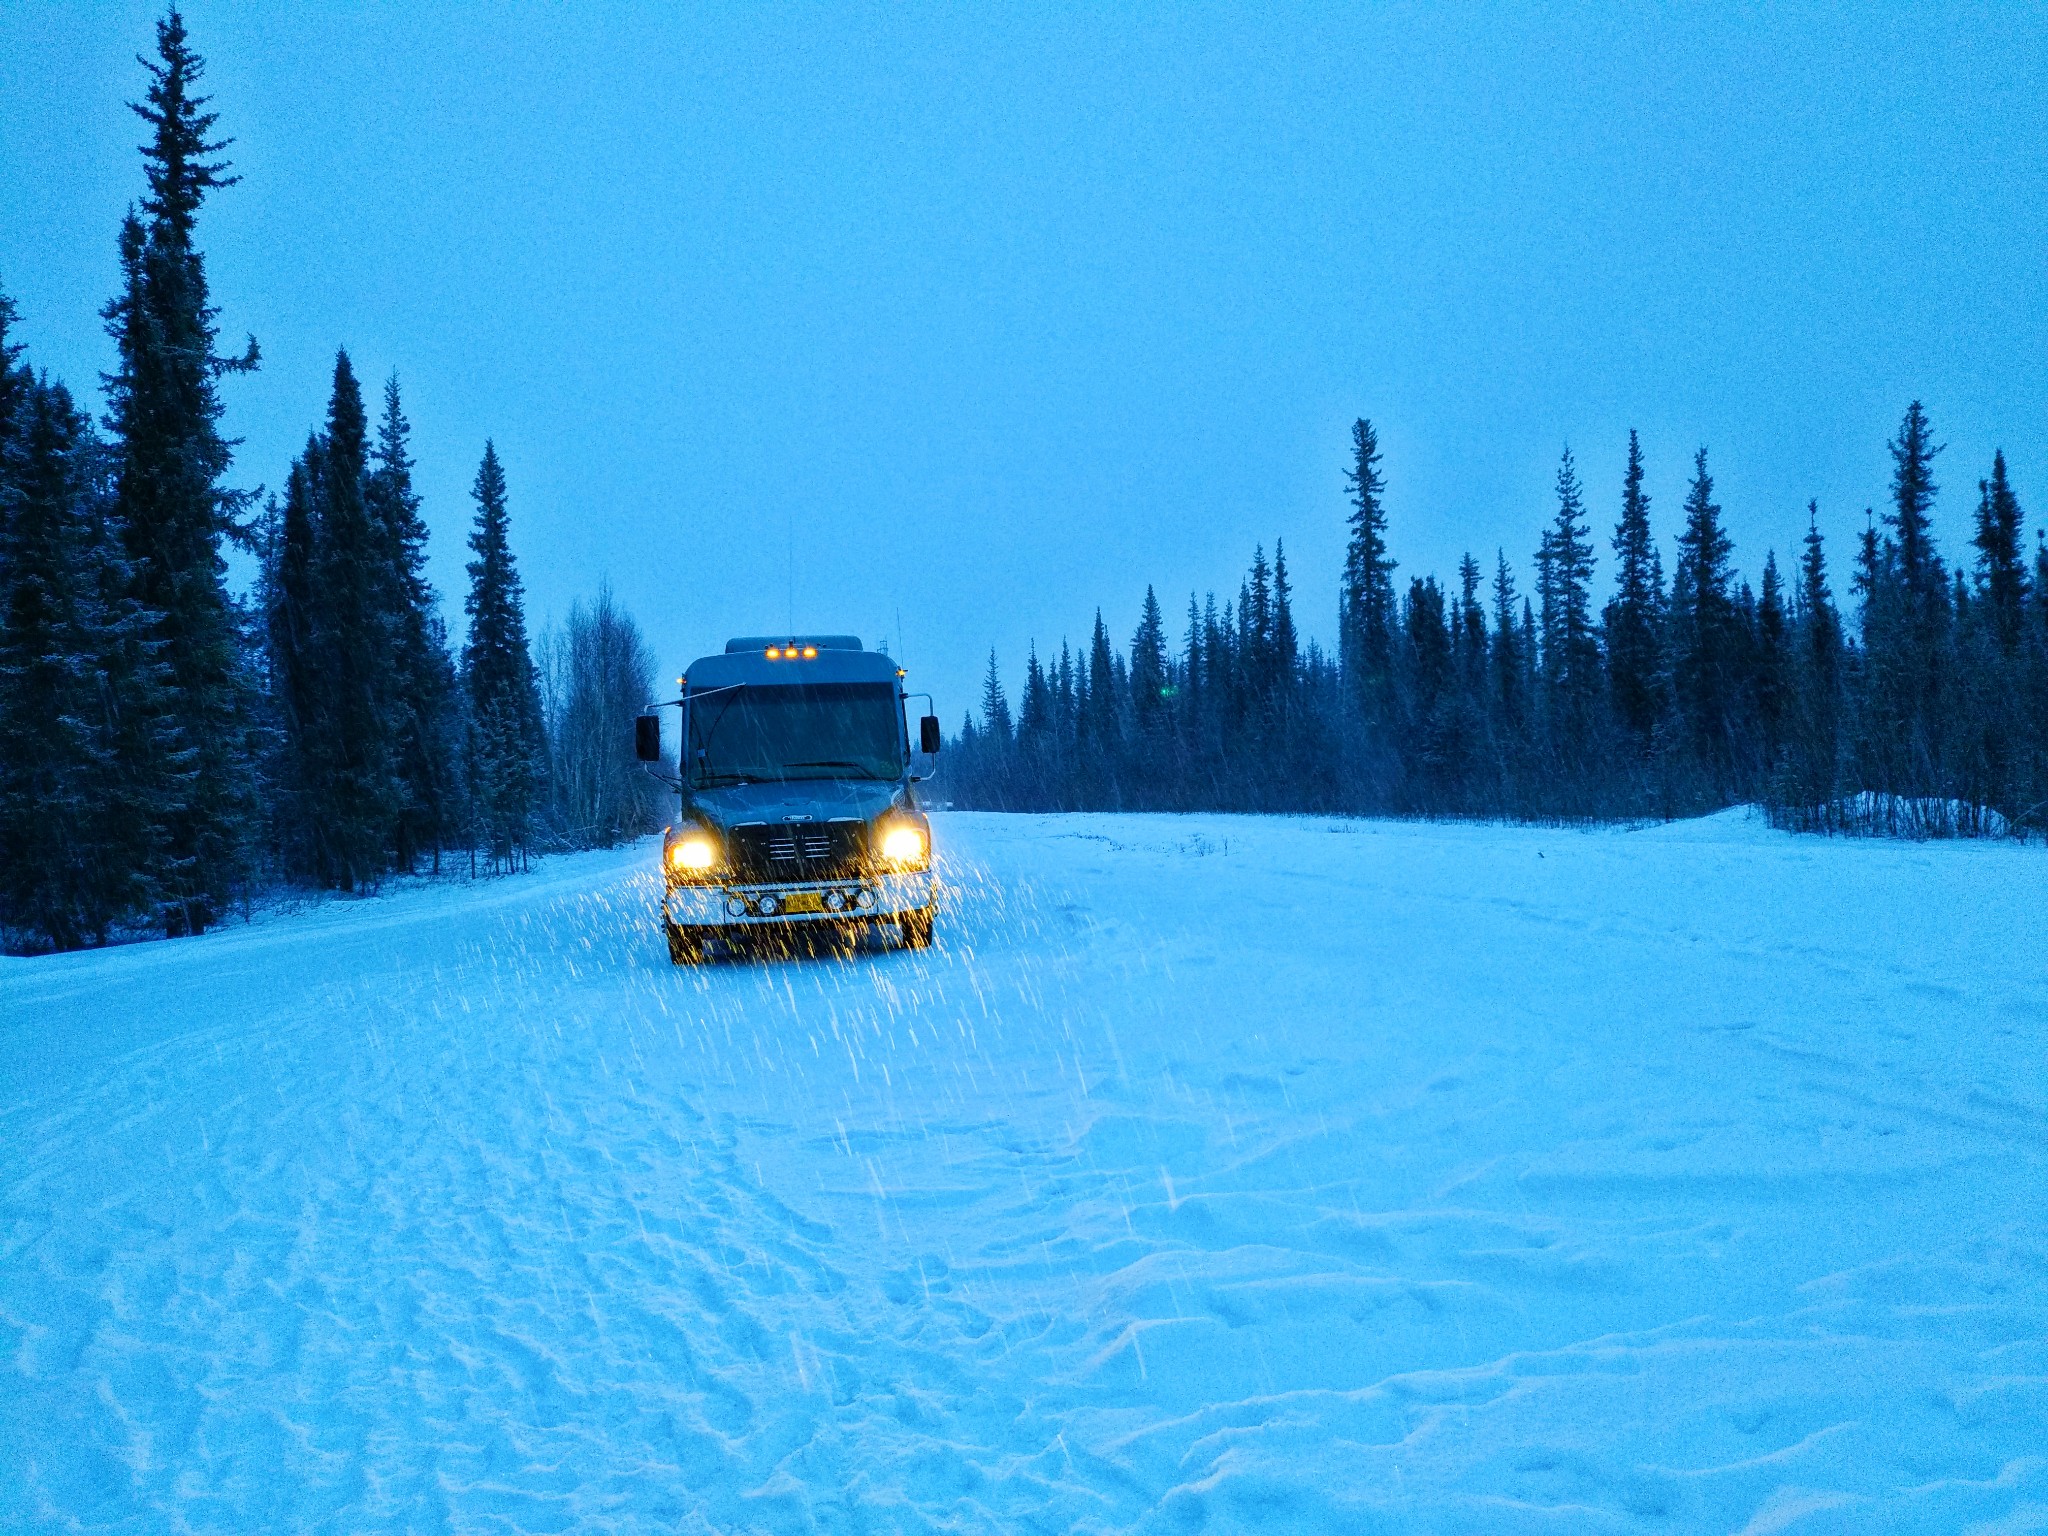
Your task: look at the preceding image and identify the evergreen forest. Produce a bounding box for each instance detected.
[953,416,2048,838]
[5,12,2044,953]
[0,12,660,952]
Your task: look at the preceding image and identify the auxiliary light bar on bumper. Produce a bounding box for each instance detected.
[664,871,934,930]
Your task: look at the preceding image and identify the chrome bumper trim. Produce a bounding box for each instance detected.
[664,871,935,929]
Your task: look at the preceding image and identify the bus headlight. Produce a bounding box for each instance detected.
[669,835,718,874]
[880,824,926,867]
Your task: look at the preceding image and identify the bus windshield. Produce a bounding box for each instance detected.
[687,682,902,786]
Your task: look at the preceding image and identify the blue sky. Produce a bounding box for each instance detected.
[3,3,2044,717]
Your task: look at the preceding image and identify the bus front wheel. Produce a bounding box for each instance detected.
[666,921,704,965]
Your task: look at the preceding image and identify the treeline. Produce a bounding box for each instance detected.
[0,11,658,953]
[955,415,2048,837]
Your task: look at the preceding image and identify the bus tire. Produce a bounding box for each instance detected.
[666,921,704,965]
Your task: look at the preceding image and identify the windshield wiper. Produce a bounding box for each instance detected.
[696,771,760,786]
[782,760,891,780]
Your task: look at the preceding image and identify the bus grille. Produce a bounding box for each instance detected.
[727,821,865,880]
[767,830,833,862]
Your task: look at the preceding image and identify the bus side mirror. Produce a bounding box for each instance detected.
[919,715,942,755]
[634,714,662,762]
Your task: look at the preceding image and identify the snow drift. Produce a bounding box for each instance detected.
[2,809,2044,1532]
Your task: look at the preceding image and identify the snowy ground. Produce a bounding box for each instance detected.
[2,810,2045,1533]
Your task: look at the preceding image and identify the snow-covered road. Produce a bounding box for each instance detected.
[3,811,2045,1532]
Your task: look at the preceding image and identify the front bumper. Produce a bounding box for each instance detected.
[664,870,935,930]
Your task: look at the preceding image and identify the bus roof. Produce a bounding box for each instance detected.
[684,641,901,689]
[723,635,863,653]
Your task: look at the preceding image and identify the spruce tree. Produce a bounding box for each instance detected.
[1340,418,1397,723]
[365,374,460,871]
[1859,402,1953,815]
[1403,575,1453,800]
[1604,430,1665,750]
[1490,551,1525,741]
[1405,578,1450,711]
[0,378,102,947]
[1535,446,1599,772]
[1202,594,1224,694]
[1087,611,1119,741]
[460,441,544,869]
[102,11,261,934]
[1519,600,1540,732]
[1236,547,1268,704]
[1972,450,2027,654]
[1019,643,1050,743]
[1670,448,1738,784]
[1055,638,1076,767]
[979,648,1013,744]
[1852,510,1880,608]
[1886,401,1946,610]
[1441,553,1490,810]
[1951,452,2031,826]
[308,351,398,888]
[1454,554,1485,677]
[1081,610,1120,803]
[1784,504,1845,818]
[1216,598,1243,730]
[1128,586,1169,745]
[1754,550,1790,778]
[0,378,157,948]
[1271,544,1300,678]
[265,443,325,877]
[1017,641,1052,803]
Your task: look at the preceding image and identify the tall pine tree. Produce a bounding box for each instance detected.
[366,374,461,870]
[979,648,1013,744]
[1490,551,1526,745]
[1670,447,1738,785]
[1972,450,2027,655]
[1535,446,1599,782]
[1860,401,1953,815]
[102,10,261,934]
[309,350,398,889]
[1783,504,1845,817]
[1604,429,1665,750]
[265,442,323,877]
[1886,401,1946,610]
[1128,586,1169,745]
[1340,418,1397,725]
[461,442,544,870]
[1271,544,1300,679]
